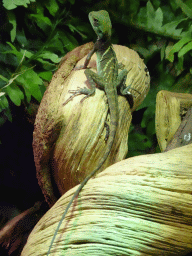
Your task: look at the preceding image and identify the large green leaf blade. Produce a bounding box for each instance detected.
[3,0,36,10]
[7,11,17,42]
[5,83,24,106]
[178,41,192,57]
[16,68,43,102]
[167,36,192,61]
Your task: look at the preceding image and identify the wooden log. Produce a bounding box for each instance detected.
[155,90,192,151]
[33,43,150,206]
[164,106,192,151]
[21,144,192,256]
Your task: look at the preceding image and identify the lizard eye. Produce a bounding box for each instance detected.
[93,18,99,26]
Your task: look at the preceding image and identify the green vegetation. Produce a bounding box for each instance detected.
[0,0,192,155]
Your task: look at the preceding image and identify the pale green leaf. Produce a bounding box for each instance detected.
[162,19,185,37]
[147,1,155,28]
[154,7,163,28]
[20,49,33,59]
[167,37,192,61]
[3,0,36,10]
[178,41,192,57]
[38,52,61,63]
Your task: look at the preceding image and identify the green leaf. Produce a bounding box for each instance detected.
[4,107,12,122]
[16,30,28,46]
[47,33,64,53]
[137,2,185,40]
[167,36,192,61]
[175,0,192,18]
[160,43,166,60]
[27,82,42,102]
[68,23,88,39]
[0,75,9,82]
[38,52,61,63]
[30,14,52,31]
[178,41,192,57]
[38,71,53,81]
[154,7,163,28]
[20,49,33,59]
[7,11,17,42]
[146,2,163,30]
[36,59,57,70]
[5,83,24,106]
[0,95,9,109]
[45,0,59,16]
[175,55,184,75]
[59,31,78,51]
[162,19,185,37]
[16,68,43,102]
[4,42,23,60]
[147,1,156,28]
[3,0,36,10]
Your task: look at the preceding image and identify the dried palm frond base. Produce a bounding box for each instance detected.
[21,144,192,256]
[156,90,192,151]
[33,43,150,207]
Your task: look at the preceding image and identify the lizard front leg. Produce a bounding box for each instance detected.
[63,69,105,105]
[74,47,96,71]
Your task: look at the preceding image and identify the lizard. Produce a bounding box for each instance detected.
[47,10,138,255]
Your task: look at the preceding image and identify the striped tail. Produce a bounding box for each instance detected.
[47,108,118,255]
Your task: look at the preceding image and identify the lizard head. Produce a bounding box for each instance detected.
[88,10,112,40]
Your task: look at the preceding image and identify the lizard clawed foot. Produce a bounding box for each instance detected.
[118,62,125,69]
[121,86,141,98]
[63,87,82,106]
[73,65,85,71]
[104,121,110,142]
[129,87,141,96]
[63,87,93,105]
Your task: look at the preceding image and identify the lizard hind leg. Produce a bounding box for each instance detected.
[117,69,141,108]
[120,83,141,108]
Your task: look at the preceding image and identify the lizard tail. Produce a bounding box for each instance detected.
[47,117,118,255]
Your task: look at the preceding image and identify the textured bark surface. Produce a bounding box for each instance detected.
[32,42,94,206]
[22,144,192,256]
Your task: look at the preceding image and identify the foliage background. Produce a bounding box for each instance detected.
[0,0,192,238]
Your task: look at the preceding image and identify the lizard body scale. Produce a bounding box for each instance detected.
[47,10,135,255]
